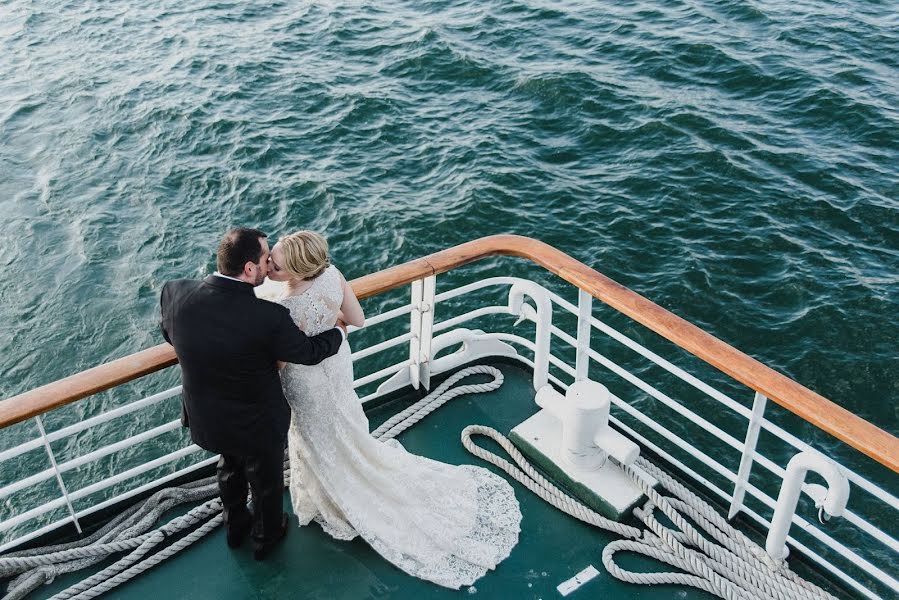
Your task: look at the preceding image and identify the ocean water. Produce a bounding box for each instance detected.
[0,0,897,590]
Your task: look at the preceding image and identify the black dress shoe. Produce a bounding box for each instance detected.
[226,514,252,549]
[253,513,289,561]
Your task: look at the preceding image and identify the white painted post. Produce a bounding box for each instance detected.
[418,275,436,391]
[408,276,436,391]
[508,281,553,391]
[409,279,423,390]
[728,391,768,520]
[35,416,82,534]
[575,289,592,381]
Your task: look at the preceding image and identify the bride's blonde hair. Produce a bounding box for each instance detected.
[278,230,330,280]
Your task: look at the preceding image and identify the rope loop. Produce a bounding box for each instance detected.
[460,424,838,600]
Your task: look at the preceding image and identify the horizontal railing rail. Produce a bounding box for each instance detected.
[2,235,896,474]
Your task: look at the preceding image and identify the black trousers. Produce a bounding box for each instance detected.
[216,444,284,546]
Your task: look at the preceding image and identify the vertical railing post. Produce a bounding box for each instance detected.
[408,275,436,391]
[575,289,592,381]
[418,275,436,391]
[728,391,768,520]
[508,282,553,391]
[409,279,423,390]
[34,416,82,534]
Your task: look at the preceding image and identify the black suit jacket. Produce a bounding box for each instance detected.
[159,275,343,456]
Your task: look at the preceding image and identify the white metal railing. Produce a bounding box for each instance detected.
[1,273,896,600]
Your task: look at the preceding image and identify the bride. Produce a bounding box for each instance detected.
[266,230,521,589]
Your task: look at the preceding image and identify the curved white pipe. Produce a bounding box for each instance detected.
[766,451,850,560]
[508,282,553,391]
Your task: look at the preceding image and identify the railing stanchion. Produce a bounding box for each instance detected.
[409,279,423,390]
[575,289,592,381]
[408,276,436,390]
[418,275,436,391]
[729,392,768,520]
[508,282,553,391]
[34,416,82,534]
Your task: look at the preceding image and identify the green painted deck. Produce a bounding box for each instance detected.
[25,362,842,599]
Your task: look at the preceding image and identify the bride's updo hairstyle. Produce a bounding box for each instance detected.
[278,230,331,280]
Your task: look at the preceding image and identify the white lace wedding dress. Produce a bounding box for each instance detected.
[278,265,521,589]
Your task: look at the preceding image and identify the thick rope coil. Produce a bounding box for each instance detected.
[48,503,223,600]
[1,480,222,599]
[460,425,641,540]
[371,366,504,441]
[461,426,837,600]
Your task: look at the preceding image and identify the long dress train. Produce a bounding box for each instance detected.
[278,265,521,589]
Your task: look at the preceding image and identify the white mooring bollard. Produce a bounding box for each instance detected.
[512,378,649,520]
[536,380,639,470]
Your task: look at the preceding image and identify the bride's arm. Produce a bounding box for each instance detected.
[337,270,365,327]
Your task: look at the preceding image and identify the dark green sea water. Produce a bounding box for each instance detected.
[0,0,897,591]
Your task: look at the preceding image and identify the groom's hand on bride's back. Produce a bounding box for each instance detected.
[336,319,348,335]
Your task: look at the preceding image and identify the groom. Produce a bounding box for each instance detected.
[160,227,345,560]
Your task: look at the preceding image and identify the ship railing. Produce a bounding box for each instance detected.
[434,278,896,600]
[1,235,896,599]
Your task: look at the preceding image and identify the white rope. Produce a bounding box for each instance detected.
[371,365,504,441]
[0,482,220,600]
[461,426,837,600]
[50,505,223,600]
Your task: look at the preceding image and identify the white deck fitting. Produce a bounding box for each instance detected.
[510,409,656,520]
[557,565,600,596]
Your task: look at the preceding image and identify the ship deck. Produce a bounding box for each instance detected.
[23,361,841,600]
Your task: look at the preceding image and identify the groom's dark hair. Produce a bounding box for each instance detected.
[217,227,268,276]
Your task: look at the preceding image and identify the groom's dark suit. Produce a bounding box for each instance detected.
[160,274,343,553]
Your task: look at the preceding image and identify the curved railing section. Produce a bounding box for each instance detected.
[2,234,896,473]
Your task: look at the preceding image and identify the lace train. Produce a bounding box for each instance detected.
[279,267,521,589]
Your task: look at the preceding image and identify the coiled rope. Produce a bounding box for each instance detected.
[0,482,222,600]
[461,425,837,600]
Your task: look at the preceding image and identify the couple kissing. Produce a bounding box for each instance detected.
[160,227,520,588]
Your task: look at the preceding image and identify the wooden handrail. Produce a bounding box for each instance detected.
[0,345,179,428]
[1,234,896,474]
